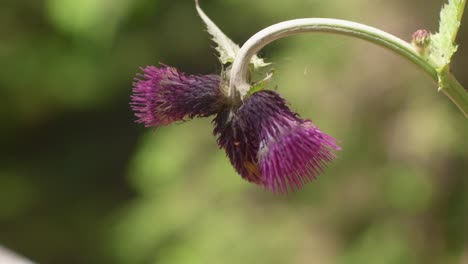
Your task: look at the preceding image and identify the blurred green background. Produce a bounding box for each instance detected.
[1,0,467,263]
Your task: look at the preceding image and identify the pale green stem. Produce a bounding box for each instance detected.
[228,18,468,118]
[441,72,468,118]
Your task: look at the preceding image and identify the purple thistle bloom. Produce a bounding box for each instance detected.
[214,90,340,193]
[130,65,225,127]
[130,64,340,193]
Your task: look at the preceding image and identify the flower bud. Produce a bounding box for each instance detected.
[411,29,431,55]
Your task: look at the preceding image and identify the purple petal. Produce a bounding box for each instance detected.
[214,90,340,193]
[130,65,225,127]
[258,121,340,193]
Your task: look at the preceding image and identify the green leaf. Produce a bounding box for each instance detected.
[428,0,466,70]
[195,0,269,68]
[245,70,274,97]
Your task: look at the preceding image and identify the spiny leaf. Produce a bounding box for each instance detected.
[428,0,466,70]
[195,0,269,68]
[195,0,239,65]
[251,55,271,68]
[246,71,274,97]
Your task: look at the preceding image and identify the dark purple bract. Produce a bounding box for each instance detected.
[213,90,340,193]
[130,65,224,127]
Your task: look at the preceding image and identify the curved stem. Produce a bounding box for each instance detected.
[229,18,468,118]
[441,72,468,118]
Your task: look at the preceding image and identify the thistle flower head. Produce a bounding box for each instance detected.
[130,65,225,127]
[412,29,431,55]
[214,90,340,193]
[131,65,340,193]
[412,29,430,46]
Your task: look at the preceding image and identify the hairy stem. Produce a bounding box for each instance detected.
[228,18,468,118]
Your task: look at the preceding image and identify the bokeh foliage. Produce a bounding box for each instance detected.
[0,0,467,263]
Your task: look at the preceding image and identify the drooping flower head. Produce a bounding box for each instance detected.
[130,64,340,193]
[213,90,340,193]
[130,65,225,127]
[130,2,341,193]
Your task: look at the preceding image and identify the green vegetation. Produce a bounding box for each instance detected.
[0,1,467,263]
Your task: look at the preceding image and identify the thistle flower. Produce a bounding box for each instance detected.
[130,65,225,127]
[213,90,340,193]
[130,65,339,193]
